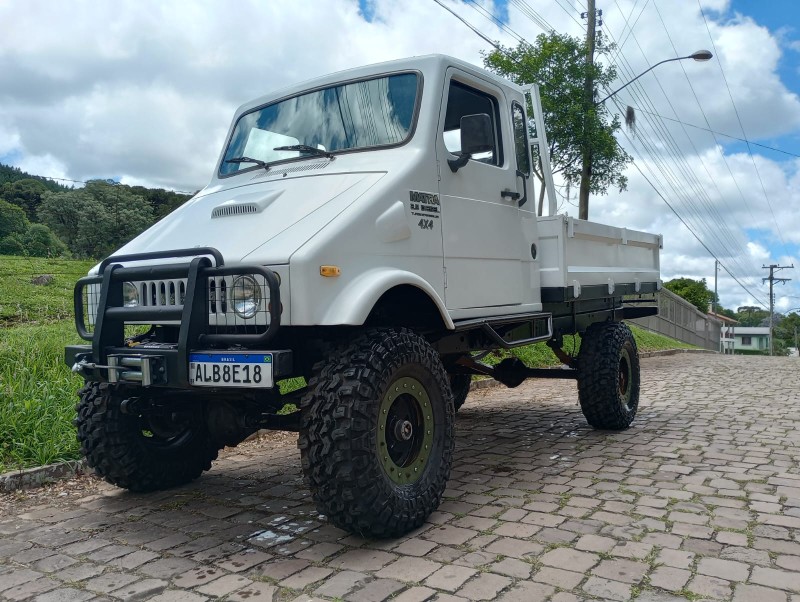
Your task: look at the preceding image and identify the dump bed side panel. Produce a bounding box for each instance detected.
[538,215,661,298]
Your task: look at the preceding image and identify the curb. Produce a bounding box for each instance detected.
[0,460,90,493]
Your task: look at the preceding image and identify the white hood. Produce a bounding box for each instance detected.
[110,171,384,266]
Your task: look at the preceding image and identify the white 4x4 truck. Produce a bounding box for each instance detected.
[67,55,660,538]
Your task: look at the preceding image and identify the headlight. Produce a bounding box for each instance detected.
[231,275,261,319]
[123,282,139,307]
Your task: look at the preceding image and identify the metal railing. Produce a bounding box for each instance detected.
[628,288,721,351]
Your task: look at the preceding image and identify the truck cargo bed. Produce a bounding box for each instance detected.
[538,215,661,301]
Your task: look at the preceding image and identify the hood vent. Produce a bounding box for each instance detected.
[251,160,331,181]
[212,203,259,218]
[211,189,283,219]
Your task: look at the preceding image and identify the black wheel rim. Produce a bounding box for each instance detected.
[377,376,434,485]
[618,347,633,410]
[138,412,194,450]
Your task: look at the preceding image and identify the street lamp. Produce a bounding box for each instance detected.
[579,50,712,220]
[595,50,713,105]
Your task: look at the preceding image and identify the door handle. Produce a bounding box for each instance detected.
[500,171,528,206]
[501,189,520,200]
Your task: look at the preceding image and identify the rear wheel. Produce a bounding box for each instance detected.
[298,328,454,538]
[75,383,219,491]
[449,374,471,412]
[576,321,640,430]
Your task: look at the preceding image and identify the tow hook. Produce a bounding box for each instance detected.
[72,355,166,386]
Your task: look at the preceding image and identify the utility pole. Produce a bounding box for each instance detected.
[578,0,597,220]
[712,259,718,315]
[762,263,793,356]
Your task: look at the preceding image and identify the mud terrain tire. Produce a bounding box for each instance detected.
[298,328,454,538]
[576,321,640,430]
[75,382,219,491]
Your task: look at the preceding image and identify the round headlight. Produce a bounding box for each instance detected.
[232,275,261,319]
[123,282,139,307]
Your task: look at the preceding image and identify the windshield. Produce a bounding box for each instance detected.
[220,72,420,176]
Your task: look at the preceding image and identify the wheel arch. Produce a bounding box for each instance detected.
[318,269,454,330]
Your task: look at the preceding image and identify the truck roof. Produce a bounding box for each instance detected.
[234,54,524,118]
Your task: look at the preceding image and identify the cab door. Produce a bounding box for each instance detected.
[436,69,523,311]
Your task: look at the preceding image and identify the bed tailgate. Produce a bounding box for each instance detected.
[538,215,661,300]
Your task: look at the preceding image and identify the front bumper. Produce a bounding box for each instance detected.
[67,247,292,388]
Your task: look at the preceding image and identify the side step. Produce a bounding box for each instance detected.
[452,312,553,349]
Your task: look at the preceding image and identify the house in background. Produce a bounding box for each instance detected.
[732,326,770,354]
[708,312,738,354]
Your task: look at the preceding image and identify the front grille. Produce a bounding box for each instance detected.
[140,279,187,307]
[84,276,273,330]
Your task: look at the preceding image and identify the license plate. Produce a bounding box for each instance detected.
[189,352,273,388]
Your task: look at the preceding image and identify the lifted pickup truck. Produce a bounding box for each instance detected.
[67,54,660,538]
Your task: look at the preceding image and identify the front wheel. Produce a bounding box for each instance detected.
[75,383,219,492]
[298,328,454,538]
[576,321,640,430]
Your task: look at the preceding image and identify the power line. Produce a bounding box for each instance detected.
[430,0,501,49]
[6,173,195,196]
[696,0,790,259]
[619,106,800,158]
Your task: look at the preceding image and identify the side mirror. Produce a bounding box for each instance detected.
[448,113,494,173]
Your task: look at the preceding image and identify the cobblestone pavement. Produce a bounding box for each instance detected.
[2,354,800,602]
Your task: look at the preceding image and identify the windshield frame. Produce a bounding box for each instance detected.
[218,69,424,179]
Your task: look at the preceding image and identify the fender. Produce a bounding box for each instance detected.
[319,268,454,329]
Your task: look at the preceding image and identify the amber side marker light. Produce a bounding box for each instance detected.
[320,265,341,277]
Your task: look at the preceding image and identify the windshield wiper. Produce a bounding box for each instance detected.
[273,145,335,160]
[225,156,270,171]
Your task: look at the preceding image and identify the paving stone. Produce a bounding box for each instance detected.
[107,578,168,599]
[582,576,631,601]
[687,574,732,599]
[33,588,96,602]
[649,566,691,592]
[0,577,59,601]
[455,573,512,601]
[532,566,584,589]
[392,586,437,602]
[484,537,543,559]
[656,548,695,569]
[425,565,478,591]
[750,567,800,593]
[172,566,227,588]
[575,534,616,552]
[280,566,334,589]
[391,538,438,557]
[495,580,555,601]
[424,525,478,546]
[215,549,274,572]
[697,557,750,582]
[348,578,405,602]
[148,590,208,602]
[328,549,396,571]
[490,557,532,579]
[139,556,199,579]
[732,584,788,602]
[376,556,442,582]
[540,547,600,573]
[313,570,370,598]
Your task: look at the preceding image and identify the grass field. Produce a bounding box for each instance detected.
[0,254,698,473]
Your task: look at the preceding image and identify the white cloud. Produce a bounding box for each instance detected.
[0,0,799,310]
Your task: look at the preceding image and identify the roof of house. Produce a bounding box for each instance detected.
[708,312,738,324]
[733,327,771,335]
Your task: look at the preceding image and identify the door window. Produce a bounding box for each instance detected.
[511,102,530,175]
[442,81,503,166]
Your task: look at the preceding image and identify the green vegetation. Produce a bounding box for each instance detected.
[0,162,191,259]
[0,321,85,472]
[482,324,697,372]
[0,256,95,324]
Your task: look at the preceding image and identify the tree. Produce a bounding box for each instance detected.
[735,306,770,327]
[20,224,68,257]
[484,33,632,216]
[39,181,153,258]
[664,277,714,313]
[0,198,29,239]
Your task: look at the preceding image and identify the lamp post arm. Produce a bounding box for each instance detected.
[595,56,688,105]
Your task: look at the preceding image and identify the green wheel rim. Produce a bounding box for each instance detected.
[377,376,435,485]
[618,347,632,409]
